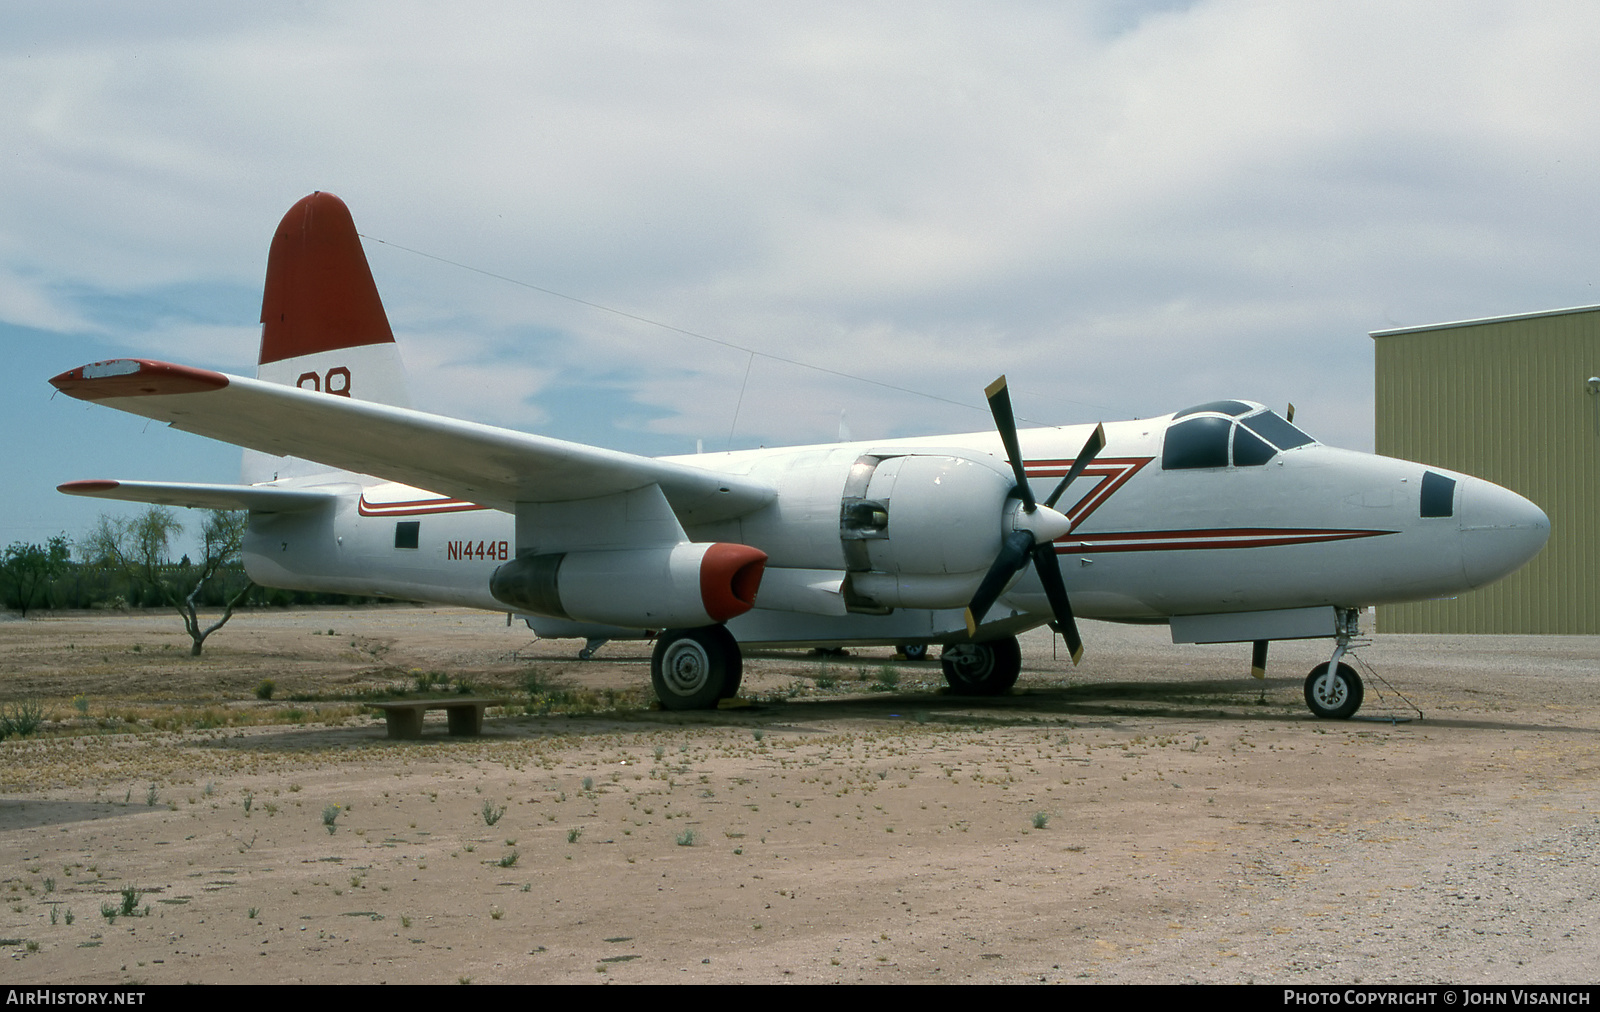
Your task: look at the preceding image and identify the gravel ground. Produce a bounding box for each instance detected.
[0,608,1595,984]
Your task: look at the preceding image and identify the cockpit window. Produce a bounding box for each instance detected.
[1162,403,1321,471]
[1162,416,1232,469]
[1232,427,1277,467]
[1173,400,1254,419]
[1240,410,1315,451]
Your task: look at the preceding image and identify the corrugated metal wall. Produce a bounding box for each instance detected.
[1373,307,1598,633]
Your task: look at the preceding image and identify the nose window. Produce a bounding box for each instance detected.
[1421,472,1456,518]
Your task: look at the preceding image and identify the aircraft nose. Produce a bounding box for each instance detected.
[1458,478,1550,588]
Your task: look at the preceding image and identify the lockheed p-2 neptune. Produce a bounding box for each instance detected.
[51,193,1550,718]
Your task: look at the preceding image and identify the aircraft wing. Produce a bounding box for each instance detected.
[51,359,775,524]
[56,479,339,513]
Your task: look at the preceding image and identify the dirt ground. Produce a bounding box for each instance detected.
[0,606,1596,985]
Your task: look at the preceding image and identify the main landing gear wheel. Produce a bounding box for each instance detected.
[722,649,744,700]
[1304,661,1364,719]
[940,636,1022,696]
[900,643,929,661]
[652,626,742,710]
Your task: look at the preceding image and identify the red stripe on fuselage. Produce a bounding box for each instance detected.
[1054,528,1395,554]
[357,494,487,517]
[1023,456,1152,525]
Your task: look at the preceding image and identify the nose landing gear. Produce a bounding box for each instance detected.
[1304,608,1364,719]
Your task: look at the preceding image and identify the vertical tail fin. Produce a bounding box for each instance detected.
[245,191,412,482]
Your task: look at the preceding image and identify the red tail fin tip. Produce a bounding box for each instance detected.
[258,191,395,366]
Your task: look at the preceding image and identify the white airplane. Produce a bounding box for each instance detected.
[52,192,1550,719]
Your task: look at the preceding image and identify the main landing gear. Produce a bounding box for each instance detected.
[650,626,743,710]
[649,630,1028,708]
[1304,608,1365,719]
[940,635,1022,696]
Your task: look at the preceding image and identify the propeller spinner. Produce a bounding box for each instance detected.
[963,376,1105,664]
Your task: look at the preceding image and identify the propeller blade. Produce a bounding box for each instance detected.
[973,378,1091,665]
[1042,422,1106,511]
[1032,542,1084,664]
[964,528,1035,636]
[985,375,1036,512]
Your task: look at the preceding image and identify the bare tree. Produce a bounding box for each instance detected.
[84,507,253,656]
[179,511,253,656]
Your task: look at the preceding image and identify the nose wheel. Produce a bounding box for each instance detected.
[1304,661,1363,719]
[1303,608,1366,719]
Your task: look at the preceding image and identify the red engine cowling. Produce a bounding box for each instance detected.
[490,542,767,629]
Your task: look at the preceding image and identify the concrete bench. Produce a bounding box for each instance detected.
[367,698,508,739]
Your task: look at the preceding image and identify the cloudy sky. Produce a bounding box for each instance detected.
[5,1,1599,552]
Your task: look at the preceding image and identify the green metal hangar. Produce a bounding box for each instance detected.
[1372,305,1598,634]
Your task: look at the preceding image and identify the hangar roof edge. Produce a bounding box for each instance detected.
[1371,303,1600,338]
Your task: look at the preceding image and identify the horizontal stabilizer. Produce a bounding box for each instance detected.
[57,479,338,513]
[51,359,775,524]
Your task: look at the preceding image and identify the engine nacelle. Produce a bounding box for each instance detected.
[840,452,1012,609]
[490,542,767,629]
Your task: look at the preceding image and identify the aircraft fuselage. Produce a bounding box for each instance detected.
[240,411,1549,648]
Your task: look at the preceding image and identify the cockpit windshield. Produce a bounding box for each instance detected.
[1238,410,1315,451]
[1161,401,1317,470]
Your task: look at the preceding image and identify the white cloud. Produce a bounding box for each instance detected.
[0,269,97,333]
[7,0,1600,528]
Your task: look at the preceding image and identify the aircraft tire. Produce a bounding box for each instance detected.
[721,649,744,699]
[1304,661,1363,719]
[940,636,1022,695]
[900,643,929,661]
[652,626,740,710]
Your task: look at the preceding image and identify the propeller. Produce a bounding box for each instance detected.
[963,376,1105,664]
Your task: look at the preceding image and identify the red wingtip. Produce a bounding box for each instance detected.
[50,359,229,400]
[58,480,121,494]
[259,191,394,366]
